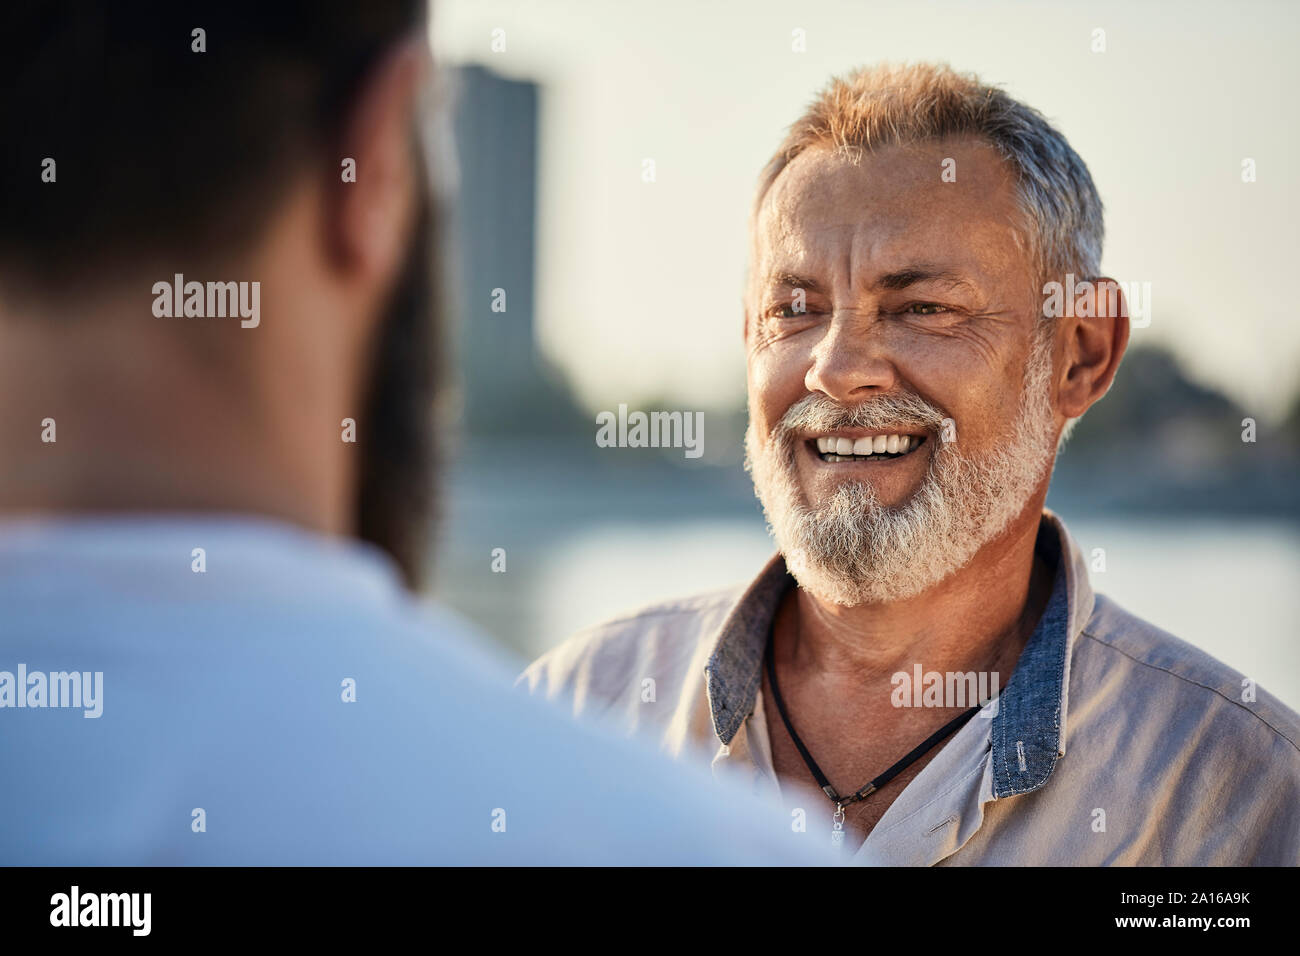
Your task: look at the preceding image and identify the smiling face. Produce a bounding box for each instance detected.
[744,137,1064,605]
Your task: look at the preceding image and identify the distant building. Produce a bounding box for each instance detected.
[445,64,579,434]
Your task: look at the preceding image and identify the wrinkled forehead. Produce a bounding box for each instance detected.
[748,138,1035,295]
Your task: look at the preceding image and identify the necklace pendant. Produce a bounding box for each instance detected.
[830,803,846,849]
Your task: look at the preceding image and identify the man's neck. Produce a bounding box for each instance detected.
[0,304,353,535]
[762,508,1056,845]
[779,507,1053,687]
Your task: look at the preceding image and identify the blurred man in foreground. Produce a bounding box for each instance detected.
[0,1,817,865]
[524,64,1300,864]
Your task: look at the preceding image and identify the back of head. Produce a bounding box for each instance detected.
[0,0,440,585]
[2,0,421,291]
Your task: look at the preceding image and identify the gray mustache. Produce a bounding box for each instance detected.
[775,393,947,436]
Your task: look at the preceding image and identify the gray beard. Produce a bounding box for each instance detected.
[744,327,1059,607]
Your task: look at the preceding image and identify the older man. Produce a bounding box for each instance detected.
[523,64,1300,865]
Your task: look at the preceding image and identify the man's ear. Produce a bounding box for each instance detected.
[1058,276,1130,419]
[328,37,427,285]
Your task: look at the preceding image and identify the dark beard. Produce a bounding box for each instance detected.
[354,192,440,590]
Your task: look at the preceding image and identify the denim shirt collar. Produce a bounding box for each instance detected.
[703,510,1094,800]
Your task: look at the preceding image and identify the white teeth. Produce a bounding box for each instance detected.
[816,433,920,457]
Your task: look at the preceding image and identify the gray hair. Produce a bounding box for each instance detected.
[752,63,1104,286]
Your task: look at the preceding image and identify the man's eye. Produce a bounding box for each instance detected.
[769,304,808,319]
[904,302,949,315]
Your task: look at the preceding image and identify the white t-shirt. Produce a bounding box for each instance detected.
[0,515,821,865]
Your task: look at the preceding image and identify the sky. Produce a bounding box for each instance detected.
[430,0,1300,420]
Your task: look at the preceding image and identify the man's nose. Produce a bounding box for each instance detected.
[804,311,899,403]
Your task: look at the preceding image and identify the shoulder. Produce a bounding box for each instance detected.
[1060,593,1300,863]
[1077,592,1300,754]
[517,586,741,714]
[1081,595,1294,743]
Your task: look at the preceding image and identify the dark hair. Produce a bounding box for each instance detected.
[1,0,424,290]
[2,0,442,590]
[356,197,441,589]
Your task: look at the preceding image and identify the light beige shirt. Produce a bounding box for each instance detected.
[520,511,1300,865]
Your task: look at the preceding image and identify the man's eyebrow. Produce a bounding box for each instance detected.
[761,268,979,296]
[764,273,827,295]
[874,268,976,292]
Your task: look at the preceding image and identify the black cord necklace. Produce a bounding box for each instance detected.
[764,623,982,849]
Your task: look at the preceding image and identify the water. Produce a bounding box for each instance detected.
[434,451,1300,710]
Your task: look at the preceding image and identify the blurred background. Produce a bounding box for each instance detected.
[425,0,1300,708]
